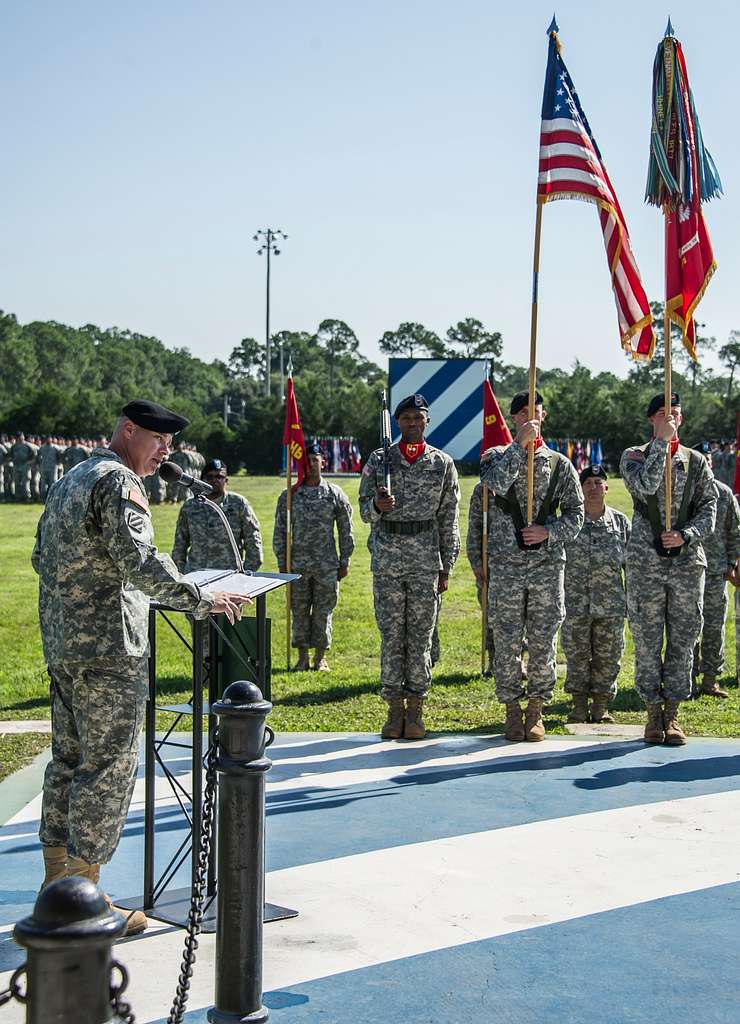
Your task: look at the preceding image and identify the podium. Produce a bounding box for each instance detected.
[119,570,298,931]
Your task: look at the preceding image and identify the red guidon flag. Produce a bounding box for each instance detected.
[665,204,716,361]
[481,379,513,453]
[282,376,308,488]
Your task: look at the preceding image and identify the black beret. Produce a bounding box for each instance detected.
[646,392,680,418]
[122,399,189,434]
[693,441,711,456]
[306,442,324,456]
[580,464,608,484]
[203,459,227,474]
[393,393,429,419]
[510,390,544,416]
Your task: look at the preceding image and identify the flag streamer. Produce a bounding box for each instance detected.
[646,31,721,360]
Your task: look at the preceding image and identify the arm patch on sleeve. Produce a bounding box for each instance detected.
[122,485,151,512]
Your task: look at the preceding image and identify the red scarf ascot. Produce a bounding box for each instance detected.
[400,441,427,464]
[670,436,680,456]
[533,436,545,450]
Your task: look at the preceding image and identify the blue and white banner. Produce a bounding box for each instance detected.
[389,358,487,461]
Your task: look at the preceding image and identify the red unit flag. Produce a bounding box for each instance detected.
[481,380,513,453]
[283,376,309,488]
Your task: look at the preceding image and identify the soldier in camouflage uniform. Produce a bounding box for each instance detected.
[620,394,717,745]
[481,390,584,742]
[173,458,263,573]
[38,436,62,502]
[274,443,354,671]
[0,436,7,500]
[62,437,89,474]
[359,394,460,740]
[32,399,246,935]
[10,432,38,501]
[562,465,630,724]
[467,480,496,675]
[168,440,193,502]
[145,465,166,503]
[691,442,740,698]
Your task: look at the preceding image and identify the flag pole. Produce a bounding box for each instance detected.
[663,262,672,530]
[527,201,544,523]
[481,484,489,673]
[285,360,293,670]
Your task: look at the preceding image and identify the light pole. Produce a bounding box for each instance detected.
[254,228,288,398]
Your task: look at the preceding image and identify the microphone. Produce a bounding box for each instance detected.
[160,460,213,495]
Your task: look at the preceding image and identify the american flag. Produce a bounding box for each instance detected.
[538,28,655,359]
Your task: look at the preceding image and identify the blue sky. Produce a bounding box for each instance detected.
[2,0,737,378]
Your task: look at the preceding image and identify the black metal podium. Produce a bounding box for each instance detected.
[120,573,298,931]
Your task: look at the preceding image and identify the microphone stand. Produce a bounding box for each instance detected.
[193,493,245,574]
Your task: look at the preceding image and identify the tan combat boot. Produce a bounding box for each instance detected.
[590,694,615,724]
[663,701,687,746]
[567,693,589,723]
[68,857,148,936]
[313,648,330,672]
[524,697,546,742]
[504,702,525,742]
[699,675,728,699]
[41,846,68,889]
[292,647,310,672]
[404,695,426,740]
[381,696,405,740]
[644,703,665,744]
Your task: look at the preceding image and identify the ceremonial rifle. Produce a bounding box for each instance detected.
[380,390,392,495]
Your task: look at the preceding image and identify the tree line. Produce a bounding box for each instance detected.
[0,307,738,473]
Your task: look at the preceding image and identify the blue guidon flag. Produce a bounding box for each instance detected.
[538,22,655,360]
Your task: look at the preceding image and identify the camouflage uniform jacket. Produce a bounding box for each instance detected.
[480,442,584,564]
[273,480,355,572]
[172,491,264,573]
[11,441,38,465]
[32,448,214,663]
[171,449,195,474]
[703,479,740,575]
[619,439,717,569]
[466,481,495,572]
[359,443,460,576]
[564,505,631,617]
[38,442,62,473]
[63,444,89,471]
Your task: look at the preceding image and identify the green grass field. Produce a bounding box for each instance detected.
[1,475,738,758]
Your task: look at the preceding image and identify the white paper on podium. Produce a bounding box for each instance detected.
[183,569,300,600]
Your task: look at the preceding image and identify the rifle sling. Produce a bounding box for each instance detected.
[632,448,697,540]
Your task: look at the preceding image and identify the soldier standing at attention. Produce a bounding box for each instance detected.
[562,465,630,724]
[691,442,740,698]
[31,400,246,934]
[0,435,8,500]
[11,432,38,501]
[173,458,263,573]
[620,394,716,745]
[274,442,355,672]
[467,480,496,677]
[38,436,62,502]
[62,438,89,474]
[359,394,460,740]
[481,390,584,742]
[168,439,192,503]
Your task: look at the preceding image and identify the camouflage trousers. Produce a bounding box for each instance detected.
[561,613,624,698]
[3,469,13,499]
[489,559,564,703]
[40,657,148,864]
[373,572,439,699]
[13,464,30,501]
[626,560,705,704]
[40,469,57,502]
[290,570,339,649]
[694,573,728,678]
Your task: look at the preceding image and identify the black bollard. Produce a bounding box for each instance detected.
[14,876,126,1024]
[208,680,274,1024]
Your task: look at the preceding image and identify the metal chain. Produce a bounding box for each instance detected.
[0,966,26,1008]
[109,959,135,1024]
[167,731,219,1024]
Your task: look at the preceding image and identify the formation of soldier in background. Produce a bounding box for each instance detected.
[0,433,204,503]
